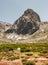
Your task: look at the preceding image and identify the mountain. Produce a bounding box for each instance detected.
[5,9,41,34]
[0,9,48,43]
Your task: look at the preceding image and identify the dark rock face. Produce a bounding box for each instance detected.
[5,29,16,33]
[5,9,41,35]
[24,9,40,22]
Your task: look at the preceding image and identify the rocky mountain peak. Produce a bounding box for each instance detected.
[5,9,41,35]
[23,9,40,22]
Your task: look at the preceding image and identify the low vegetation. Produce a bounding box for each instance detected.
[0,43,48,52]
[0,43,48,65]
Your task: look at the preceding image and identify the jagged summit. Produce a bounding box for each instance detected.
[24,9,41,22]
[14,9,40,24]
[5,9,41,35]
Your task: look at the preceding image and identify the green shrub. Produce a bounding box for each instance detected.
[23,61,35,65]
[42,50,48,53]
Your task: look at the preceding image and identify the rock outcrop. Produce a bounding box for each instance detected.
[5,9,41,35]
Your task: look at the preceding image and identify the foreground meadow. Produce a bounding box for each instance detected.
[0,43,48,65]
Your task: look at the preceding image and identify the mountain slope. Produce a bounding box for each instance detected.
[0,21,11,38]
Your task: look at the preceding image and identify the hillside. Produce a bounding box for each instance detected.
[0,22,11,38]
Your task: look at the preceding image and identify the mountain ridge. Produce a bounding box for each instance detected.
[0,9,48,43]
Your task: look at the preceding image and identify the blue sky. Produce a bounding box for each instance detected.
[0,0,48,23]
